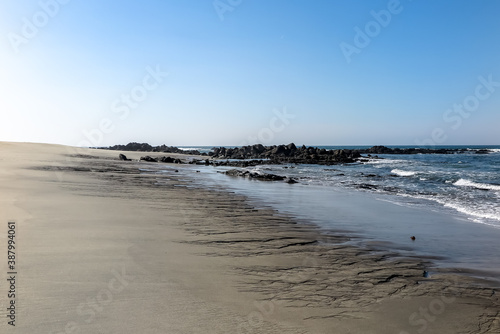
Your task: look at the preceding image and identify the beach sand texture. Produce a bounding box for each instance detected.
[0,142,499,333]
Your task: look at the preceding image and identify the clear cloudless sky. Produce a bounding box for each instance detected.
[1,0,499,147]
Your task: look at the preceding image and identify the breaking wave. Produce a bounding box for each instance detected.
[454,179,500,191]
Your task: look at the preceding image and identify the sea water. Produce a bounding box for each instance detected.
[173,146,500,279]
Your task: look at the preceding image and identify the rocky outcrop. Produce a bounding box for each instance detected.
[210,144,490,165]
[189,159,268,168]
[140,156,157,162]
[105,142,206,156]
[112,143,489,167]
[220,169,288,181]
[358,146,471,155]
[140,156,183,163]
[159,156,175,163]
[118,154,131,161]
[211,143,361,165]
[113,142,154,152]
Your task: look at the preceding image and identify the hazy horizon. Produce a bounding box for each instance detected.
[4,140,498,150]
[1,1,499,147]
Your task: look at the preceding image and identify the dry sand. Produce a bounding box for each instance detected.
[0,142,499,333]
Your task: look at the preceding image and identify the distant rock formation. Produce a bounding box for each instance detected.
[356,146,471,155]
[210,144,489,164]
[104,142,206,156]
[211,143,361,165]
[109,143,490,166]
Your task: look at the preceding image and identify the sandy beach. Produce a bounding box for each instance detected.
[1,142,499,333]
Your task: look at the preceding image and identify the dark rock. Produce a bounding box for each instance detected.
[221,169,286,181]
[119,154,131,161]
[140,156,158,162]
[105,143,489,162]
[223,169,244,177]
[255,173,286,181]
[356,184,378,190]
[286,142,297,151]
[356,145,481,155]
[159,156,175,163]
[139,156,185,164]
[103,142,202,155]
[210,143,362,165]
[286,178,298,184]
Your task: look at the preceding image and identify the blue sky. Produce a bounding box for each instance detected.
[1,0,499,147]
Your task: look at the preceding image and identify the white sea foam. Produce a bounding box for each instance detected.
[488,148,500,153]
[391,169,417,177]
[453,178,500,191]
[178,147,201,151]
[443,202,500,226]
[395,192,500,227]
[248,167,264,174]
[366,159,406,164]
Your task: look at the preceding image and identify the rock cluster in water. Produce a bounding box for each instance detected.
[105,142,491,162]
[114,143,493,183]
[217,169,299,183]
[211,143,361,165]
[356,146,482,155]
[112,143,492,167]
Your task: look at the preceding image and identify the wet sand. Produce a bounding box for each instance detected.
[0,142,499,333]
[187,169,500,280]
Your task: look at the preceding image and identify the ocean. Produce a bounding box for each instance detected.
[173,145,500,279]
[179,145,500,229]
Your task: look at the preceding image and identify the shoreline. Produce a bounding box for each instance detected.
[1,142,499,333]
[174,161,500,282]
